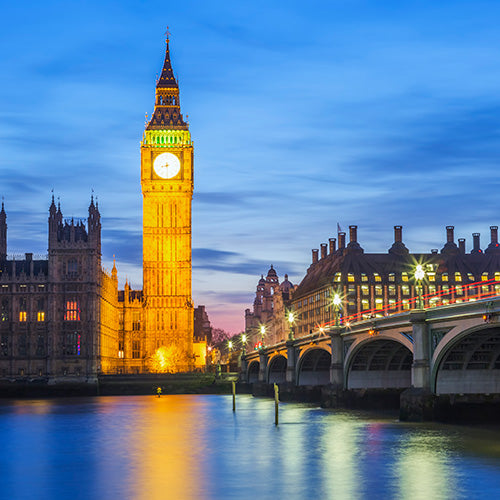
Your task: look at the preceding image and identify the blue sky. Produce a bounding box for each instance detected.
[2,1,500,332]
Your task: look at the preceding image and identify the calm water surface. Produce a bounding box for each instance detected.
[0,395,500,499]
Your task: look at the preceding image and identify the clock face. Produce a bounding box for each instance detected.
[153,152,181,179]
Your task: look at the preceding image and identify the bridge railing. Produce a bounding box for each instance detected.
[320,279,500,329]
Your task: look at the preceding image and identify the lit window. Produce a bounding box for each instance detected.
[441,273,448,282]
[482,273,489,282]
[361,285,369,296]
[361,274,368,282]
[428,273,436,282]
[467,273,474,281]
[64,301,81,321]
[334,273,341,282]
[389,299,396,308]
[388,273,395,282]
[19,311,27,322]
[37,299,44,322]
[495,285,500,294]
[482,285,489,294]
[429,285,436,295]
[402,299,410,310]
[401,273,409,282]
[347,273,355,282]
[375,285,382,296]
[402,285,410,296]
[442,285,449,293]
[375,298,383,310]
[455,273,462,282]
[389,285,396,296]
[373,273,381,282]
[361,299,369,310]
[456,286,463,296]
[348,286,355,295]
[495,272,500,282]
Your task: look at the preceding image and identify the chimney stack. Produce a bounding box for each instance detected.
[472,233,482,254]
[338,232,346,250]
[312,249,319,264]
[394,225,402,243]
[486,226,500,254]
[320,243,327,259]
[446,226,454,243]
[491,226,498,245]
[349,225,358,243]
[329,238,336,255]
[458,238,466,254]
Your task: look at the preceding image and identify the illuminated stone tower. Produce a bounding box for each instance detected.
[141,36,194,371]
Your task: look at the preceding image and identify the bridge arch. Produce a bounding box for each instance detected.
[247,361,260,383]
[432,325,500,394]
[345,335,413,390]
[297,348,331,386]
[267,354,287,384]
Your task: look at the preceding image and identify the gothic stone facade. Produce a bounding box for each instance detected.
[0,198,119,381]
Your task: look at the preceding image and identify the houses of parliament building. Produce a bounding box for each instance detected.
[0,38,206,382]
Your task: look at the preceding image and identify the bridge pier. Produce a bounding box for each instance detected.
[286,340,296,384]
[410,310,430,389]
[258,349,268,383]
[329,328,344,389]
[239,353,248,382]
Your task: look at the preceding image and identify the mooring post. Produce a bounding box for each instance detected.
[232,381,236,412]
[274,383,279,426]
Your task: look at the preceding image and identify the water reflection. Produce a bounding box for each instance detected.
[0,396,499,499]
[125,396,207,500]
[395,430,458,500]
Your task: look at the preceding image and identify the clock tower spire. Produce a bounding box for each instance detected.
[141,34,194,371]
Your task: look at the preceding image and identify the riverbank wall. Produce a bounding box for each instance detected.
[0,373,237,398]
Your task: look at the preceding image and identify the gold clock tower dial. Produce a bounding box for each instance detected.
[140,37,194,371]
[153,152,181,179]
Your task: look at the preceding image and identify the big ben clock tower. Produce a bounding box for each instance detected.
[141,35,193,371]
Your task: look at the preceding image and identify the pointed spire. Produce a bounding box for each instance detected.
[49,191,57,217]
[157,27,178,89]
[111,254,117,280]
[146,31,188,131]
[0,197,6,223]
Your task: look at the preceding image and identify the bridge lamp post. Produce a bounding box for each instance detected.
[241,333,247,356]
[227,340,233,373]
[333,293,342,326]
[415,264,425,309]
[260,325,266,348]
[287,311,295,341]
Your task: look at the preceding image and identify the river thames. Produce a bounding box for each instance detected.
[0,395,500,499]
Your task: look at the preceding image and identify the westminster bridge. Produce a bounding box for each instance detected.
[241,296,500,418]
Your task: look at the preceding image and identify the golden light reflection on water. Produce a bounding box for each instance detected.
[321,414,363,499]
[126,395,207,500]
[395,431,458,500]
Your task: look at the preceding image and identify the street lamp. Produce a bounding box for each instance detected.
[227,340,233,373]
[333,293,342,326]
[241,333,247,356]
[259,325,266,348]
[287,311,295,341]
[415,264,425,309]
